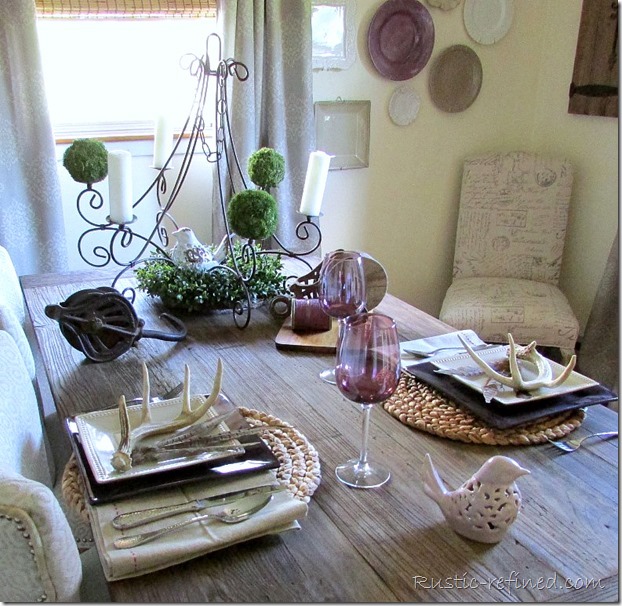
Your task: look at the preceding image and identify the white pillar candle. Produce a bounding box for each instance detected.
[153,115,173,169]
[108,150,134,224]
[299,151,331,216]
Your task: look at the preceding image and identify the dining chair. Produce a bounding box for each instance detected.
[439,151,580,362]
[0,244,27,325]
[0,330,108,602]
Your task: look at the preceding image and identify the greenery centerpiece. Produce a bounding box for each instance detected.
[135,241,288,313]
[135,147,288,312]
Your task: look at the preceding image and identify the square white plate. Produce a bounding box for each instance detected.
[431,346,598,405]
[75,395,241,483]
[314,100,370,170]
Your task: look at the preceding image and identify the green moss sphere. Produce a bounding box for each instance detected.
[247,147,285,190]
[63,139,108,184]
[227,189,278,241]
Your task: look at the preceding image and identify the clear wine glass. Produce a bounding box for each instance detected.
[317,251,366,384]
[334,312,401,488]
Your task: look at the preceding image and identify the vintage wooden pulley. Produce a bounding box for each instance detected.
[44,287,187,362]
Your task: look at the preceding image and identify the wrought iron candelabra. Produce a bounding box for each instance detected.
[75,33,322,328]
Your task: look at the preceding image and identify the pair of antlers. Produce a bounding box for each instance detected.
[458,333,576,392]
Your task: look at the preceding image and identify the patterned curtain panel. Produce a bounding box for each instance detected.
[0,0,68,275]
[215,0,315,252]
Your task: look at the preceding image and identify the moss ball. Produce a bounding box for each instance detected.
[247,147,285,190]
[63,139,109,184]
[227,189,278,241]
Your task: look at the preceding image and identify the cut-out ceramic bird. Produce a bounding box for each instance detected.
[422,453,530,543]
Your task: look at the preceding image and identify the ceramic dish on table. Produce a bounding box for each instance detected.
[463,0,514,45]
[428,44,483,112]
[67,394,279,504]
[430,346,599,406]
[368,0,435,80]
[404,361,617,429]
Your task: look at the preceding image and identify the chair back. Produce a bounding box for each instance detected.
[0,245,26,326]
[452,151,573,284]
[0,330,52,486]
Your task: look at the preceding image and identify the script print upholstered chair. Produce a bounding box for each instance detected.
[439,151,580,362]
[0,330,109,602]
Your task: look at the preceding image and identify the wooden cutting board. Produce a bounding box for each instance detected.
[274,254,388,352]
[275,316,339,353]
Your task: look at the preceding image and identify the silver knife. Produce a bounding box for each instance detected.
[111,484,286,530]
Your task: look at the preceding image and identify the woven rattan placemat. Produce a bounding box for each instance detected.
[62,407,322,524]
[383,373,585,446]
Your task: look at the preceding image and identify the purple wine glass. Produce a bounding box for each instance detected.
[317,251,366,384]
[335,312,400,488]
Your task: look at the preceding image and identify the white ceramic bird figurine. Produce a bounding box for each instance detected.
[170,228,226,272]
[422,453,530,543]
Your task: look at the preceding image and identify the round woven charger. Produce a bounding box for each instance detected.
[62,407,322,524]
[383,373,585,446]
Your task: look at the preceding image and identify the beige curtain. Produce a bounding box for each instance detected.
[0,0,68,275]
[578,231,619,396]
[214,0,315,251]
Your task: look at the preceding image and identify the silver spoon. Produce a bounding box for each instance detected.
[113,494,273,549]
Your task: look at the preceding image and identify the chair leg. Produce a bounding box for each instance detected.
[559,348,577,365]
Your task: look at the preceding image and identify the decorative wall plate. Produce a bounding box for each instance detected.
[426,0,461,10]
[389,85,421,125]
[368,0,435,80]
[463,0,514,45]
[314,100,370,169]
[429,44,483,112]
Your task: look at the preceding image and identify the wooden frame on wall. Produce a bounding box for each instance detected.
[311,0,356,70]
[568,0,618,118]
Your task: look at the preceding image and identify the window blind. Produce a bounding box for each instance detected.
[35,1,217,19]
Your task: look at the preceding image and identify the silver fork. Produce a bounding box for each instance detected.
[403,343,495,357]
[103,381,184,410]
[547,431,618,453]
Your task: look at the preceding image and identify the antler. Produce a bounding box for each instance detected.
[458,333,576,392]
[111,359,223,472]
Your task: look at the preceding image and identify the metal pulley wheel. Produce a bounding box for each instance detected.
[44,287,187,362]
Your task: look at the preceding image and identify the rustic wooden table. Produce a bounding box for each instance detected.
[21,268,618,602]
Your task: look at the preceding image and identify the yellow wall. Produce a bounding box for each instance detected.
[313,0,618,333]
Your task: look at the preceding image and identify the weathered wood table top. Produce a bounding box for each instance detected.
[21,268,619,602]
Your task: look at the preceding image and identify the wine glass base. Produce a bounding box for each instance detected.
[319,367,336,385]
[335,458,390,489]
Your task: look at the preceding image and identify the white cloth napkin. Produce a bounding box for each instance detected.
[400,329,486,360]
[88,470,307,581]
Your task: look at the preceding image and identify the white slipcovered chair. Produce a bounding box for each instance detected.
[0,245,35,378]
[0,330,109,602]
[439,151,580,361]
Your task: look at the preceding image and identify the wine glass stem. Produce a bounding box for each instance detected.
[358,404,372,467]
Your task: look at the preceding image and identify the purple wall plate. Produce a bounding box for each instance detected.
[368,0,435,81]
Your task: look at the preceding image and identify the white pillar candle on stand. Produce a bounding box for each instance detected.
[108,150,134,224]
[153,115,173,169]
[299,151,331,216]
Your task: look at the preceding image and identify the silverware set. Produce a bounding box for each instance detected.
[114,493,275,549]
[102,383,284,548]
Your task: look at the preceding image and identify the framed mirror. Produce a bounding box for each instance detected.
[312,0,356,70]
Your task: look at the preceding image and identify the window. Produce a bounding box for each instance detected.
[36,4,217,141]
